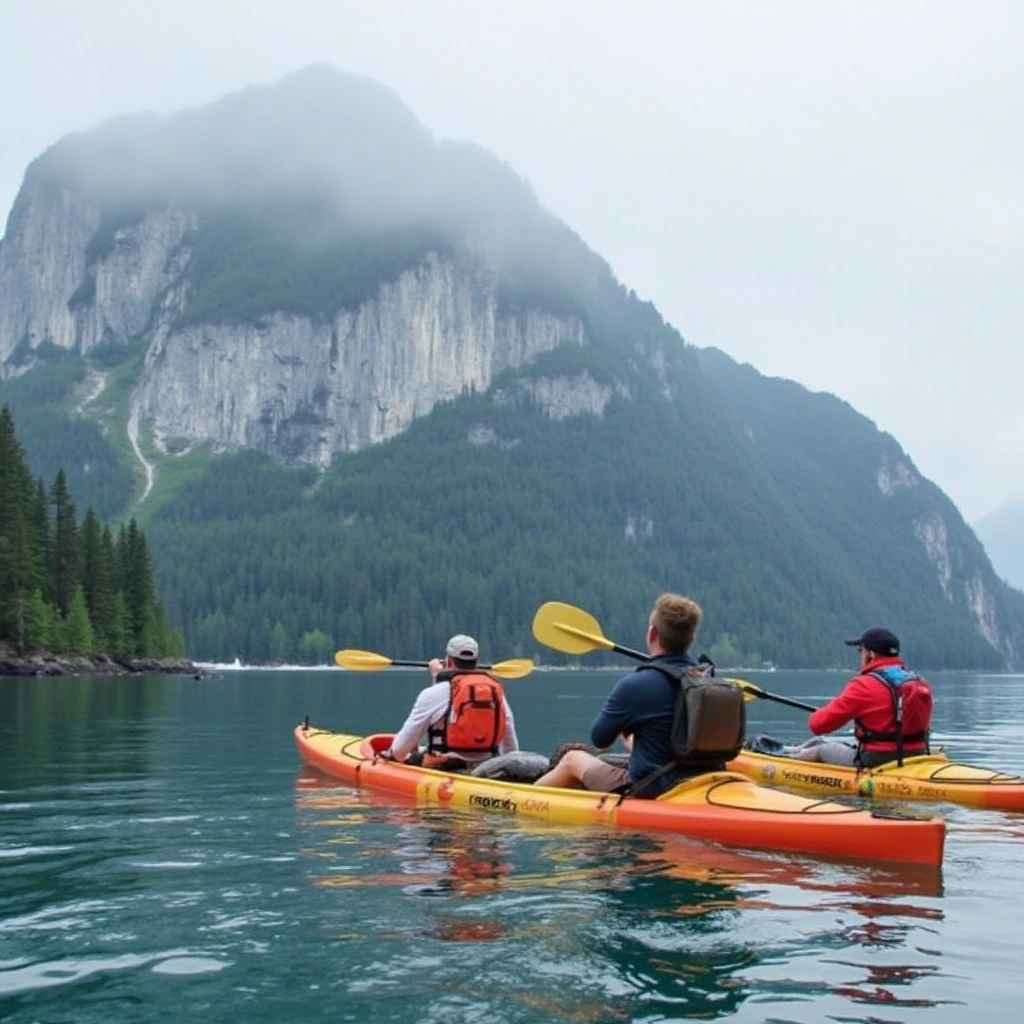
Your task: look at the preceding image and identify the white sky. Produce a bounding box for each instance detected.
[1,0,1020,522]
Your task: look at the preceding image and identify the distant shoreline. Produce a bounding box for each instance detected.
[0,652,198,678]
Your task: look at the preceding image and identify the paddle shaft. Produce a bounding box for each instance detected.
[735,685,817,714]
[609,641,647,661]
[383,659,512,672]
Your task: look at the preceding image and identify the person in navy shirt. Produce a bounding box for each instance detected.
[533,593,704,798]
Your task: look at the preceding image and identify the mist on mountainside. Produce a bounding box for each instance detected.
[974,501,1024,592]
[9,64,608,322]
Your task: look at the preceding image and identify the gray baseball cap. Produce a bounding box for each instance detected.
[445,634,479,660]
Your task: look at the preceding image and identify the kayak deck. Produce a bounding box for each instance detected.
[728,749,1024,811]
[295,724,945,867]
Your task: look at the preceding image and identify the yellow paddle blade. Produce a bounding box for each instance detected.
[490,658,534,679]
[728,677,766,702]
[532,602,615,655]
[334,649,392,671]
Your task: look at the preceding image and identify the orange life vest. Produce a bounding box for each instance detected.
[427,670,507,757]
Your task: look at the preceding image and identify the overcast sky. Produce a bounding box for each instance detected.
[2,1,1020,522]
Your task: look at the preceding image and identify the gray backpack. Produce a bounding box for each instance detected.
[630,659,746,796]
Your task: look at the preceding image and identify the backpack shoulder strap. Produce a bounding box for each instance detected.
[640,660,711,683]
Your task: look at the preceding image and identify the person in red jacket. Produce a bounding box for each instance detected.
[781,627,933,768]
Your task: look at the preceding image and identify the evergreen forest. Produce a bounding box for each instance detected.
[0,406,184,659]
[138,377,1018,672]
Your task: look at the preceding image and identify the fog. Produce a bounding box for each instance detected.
[1,1,1021,521]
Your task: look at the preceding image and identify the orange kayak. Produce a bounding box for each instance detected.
[294,724,946,867]
[729,748,1024,811]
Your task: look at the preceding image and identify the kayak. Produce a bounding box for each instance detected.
[728,749,1024,812]
[294,724,946,867]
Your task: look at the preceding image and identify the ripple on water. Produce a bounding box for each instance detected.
[0,900,112,936]
[0,845,76,860]
[0,951,233,997]
[150,956,230,975]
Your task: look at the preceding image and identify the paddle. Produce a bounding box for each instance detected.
[334,649,535,680]
[532,601,818,714]
[531,601,647,660]
[732,678,817,714]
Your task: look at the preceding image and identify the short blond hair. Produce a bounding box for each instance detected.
[650,593,702,654]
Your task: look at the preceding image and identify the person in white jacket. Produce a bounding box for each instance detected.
[383,634,519,769]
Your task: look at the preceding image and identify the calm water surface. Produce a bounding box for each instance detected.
[2,669,1023,1023]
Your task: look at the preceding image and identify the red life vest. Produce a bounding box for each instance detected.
[855,667,932,765]
[427,670,507,757]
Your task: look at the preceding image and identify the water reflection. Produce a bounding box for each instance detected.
[296,769,950,1021]
[0,676,168,788]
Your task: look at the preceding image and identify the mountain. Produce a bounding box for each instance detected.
[2,65,1023,670]
[974,502,1024,592]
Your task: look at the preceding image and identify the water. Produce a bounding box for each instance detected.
[1,669,1022,1022]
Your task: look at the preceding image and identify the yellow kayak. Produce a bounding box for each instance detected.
[728,749,1024,811]
[295,724,946,866]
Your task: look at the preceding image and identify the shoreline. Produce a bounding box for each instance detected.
[0,652,199,678]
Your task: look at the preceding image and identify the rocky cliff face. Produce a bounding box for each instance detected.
[0,187,585,463]
[0,183,197,367]
[139,254,584,465]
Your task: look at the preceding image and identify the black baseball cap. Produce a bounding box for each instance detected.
[844,627,900,656]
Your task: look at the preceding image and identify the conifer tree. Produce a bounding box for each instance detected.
[81,508,102,612]
[269,620,290,662]
[22,588,54,652]
[64,584,95,656]
[50,470,81,616]
[31,479,50,598]
[122,519,157,655]
[0,406,42,650]
[89,524,120,653]
[109,590,131,657]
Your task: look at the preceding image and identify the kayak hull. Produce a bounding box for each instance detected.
[728,750,1024,812]
[295,724,945,867]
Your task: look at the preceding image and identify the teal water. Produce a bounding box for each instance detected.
[2,669,1023,1023]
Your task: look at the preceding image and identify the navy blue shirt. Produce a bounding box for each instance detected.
[590,653,697,796]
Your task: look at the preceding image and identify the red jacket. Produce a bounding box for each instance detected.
[808,656,932,754]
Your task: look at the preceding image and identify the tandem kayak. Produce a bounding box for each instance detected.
[294,724,946,867]
[728,748,1024,812]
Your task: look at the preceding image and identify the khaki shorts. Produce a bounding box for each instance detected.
[581,759,631,793]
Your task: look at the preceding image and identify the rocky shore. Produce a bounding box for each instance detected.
[0,651,199,677]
